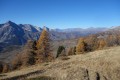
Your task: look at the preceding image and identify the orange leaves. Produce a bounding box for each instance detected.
[98,39,106,49]
[76,38,86,54]
[36,29,53,62]
[36,29,49,49]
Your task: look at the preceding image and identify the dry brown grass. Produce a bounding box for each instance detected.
[0,46,120,80]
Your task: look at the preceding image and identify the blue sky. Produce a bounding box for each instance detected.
[0,0,120,29]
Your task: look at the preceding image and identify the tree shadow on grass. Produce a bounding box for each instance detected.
[28,76,55,80]
[0,74,7,77]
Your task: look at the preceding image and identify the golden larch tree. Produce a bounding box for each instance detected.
[76,38,86,54]
[36,29,53,62]
[98,39,106,49]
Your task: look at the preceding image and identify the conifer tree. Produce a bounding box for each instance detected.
[84,35,98,51]
[98,39,106,49]
[76,38,86,54]
[56,46,65,58]
[36,29,53,62]
[11,54,22,70]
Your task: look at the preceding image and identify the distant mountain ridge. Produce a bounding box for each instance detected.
[53,27,107,33]
[0,21,111,50]
[0,21,40,51]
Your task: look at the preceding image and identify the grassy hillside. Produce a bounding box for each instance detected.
[0,46,120,80]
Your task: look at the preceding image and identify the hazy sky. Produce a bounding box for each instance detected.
[0,0,120,29]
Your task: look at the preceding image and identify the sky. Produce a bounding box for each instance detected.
[0,0,120,29]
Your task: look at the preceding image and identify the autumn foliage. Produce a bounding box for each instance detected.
[75,33,120,54]
[12,53,22,70]
[36,29,53,62]
[11,40,36,69]
[76,38,87,54]
[4,28,120,73]
[98,39,106,49]
[11,29,53,71]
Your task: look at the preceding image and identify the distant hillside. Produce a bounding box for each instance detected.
[95,26,120,42]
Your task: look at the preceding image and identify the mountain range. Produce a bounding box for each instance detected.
[0,21,117,51]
